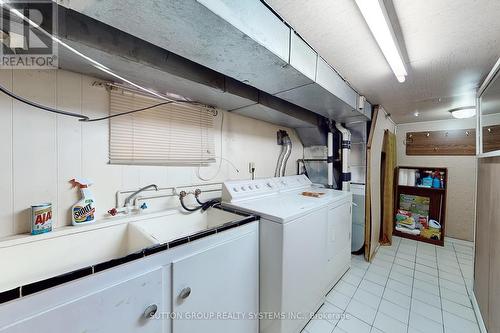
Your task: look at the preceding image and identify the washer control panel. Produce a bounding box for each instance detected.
[221,174,312,202]
[274,174,312,192]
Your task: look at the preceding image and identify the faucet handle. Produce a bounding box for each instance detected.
[107,208,118,216]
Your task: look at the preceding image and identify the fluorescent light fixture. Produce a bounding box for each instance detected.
[355,0,407,82]
[449,106,476,119]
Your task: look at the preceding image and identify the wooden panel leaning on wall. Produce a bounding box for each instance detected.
[406,128,475,155]
[365,106,397,261]
[380,130,396,246]
[364,108,377,261]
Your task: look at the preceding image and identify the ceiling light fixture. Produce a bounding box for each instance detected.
[449,106,476,119]
[354,0,407,83]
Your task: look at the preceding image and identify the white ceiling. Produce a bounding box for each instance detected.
[265,0,500,123]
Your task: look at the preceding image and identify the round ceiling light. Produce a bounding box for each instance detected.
[449,106,476,119]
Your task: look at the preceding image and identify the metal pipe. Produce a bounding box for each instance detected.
[274,146,286,177]
[279,135,292,177]
[335,123,352,191]
[132,187,221,205]
[275,130,292,177]
[123,184,159,207]
[327,131,334,188]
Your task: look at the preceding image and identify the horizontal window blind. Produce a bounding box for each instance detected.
[109,89,216,165]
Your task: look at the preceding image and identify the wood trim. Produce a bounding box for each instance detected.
[406,129,476,156]
[474,156,500,331]
[364,145,372,261]
[364,108,379,261]
[483,124,500,153]
[487,157,500,332]
[471,291,489,333]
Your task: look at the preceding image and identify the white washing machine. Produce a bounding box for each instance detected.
[222,175,352,333]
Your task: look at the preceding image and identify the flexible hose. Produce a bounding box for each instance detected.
[274,146,285,177]
[195,196,205,205]
[202,199,220,211]
[179,195,203,212]
[195,192,221,211]
[198,198,221,211]
[85,101,174,122]
[0,83,90,121]
[0,82,213,122]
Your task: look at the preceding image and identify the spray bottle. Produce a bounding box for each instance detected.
[70,178,96,226]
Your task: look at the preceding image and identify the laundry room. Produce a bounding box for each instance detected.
[0,1,499,333]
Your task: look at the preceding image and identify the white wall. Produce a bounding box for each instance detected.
[396,118,477,241]
[0,69,303,238]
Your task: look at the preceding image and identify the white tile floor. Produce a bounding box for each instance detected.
[302,236,479,333]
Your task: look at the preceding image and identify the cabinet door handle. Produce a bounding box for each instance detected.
[179,287,192,300]
[143,304,158,319]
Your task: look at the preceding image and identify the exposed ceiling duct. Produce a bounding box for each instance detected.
[231,91,319,128]
[58,0,371,123]
[57,8,257,112]
[55,6,325,147]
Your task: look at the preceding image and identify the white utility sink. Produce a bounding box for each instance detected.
[132,207,245,243]
[0,223,158,292]
[0,207,250,293]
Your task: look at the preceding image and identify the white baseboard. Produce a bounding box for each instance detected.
[471,291,488,333]
[445,237,474,247]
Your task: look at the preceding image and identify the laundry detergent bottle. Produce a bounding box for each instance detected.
[70,178,96,226]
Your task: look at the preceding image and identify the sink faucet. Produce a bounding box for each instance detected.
[124,184,159,207]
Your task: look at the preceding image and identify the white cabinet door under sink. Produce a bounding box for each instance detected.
[171,232,259,333]
[1,268,164,333]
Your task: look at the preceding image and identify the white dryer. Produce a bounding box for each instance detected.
[350,183,366,252]
[222,175,352,333]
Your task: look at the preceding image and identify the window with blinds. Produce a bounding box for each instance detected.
[109,89,216,165]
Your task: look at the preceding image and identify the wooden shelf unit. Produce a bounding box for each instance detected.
[394,166,448,246]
